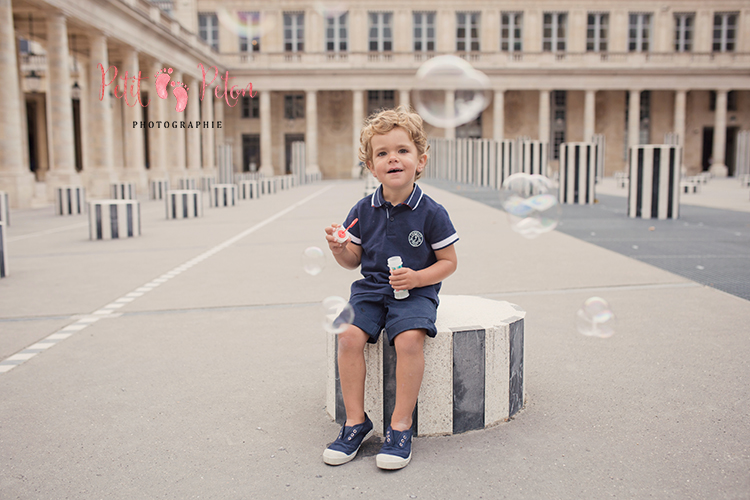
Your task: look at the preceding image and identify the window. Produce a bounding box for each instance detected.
[241,96,259,118]
[239,12,261,52]
[543,13,567,52]
[710,91,738,112]
[587,13,608,52]
[501,12,523,52]
[284,94,305,119]
[413,12,436,52]
[198,13,219,51]
[284,12,304,52]
[326,12,348,52]
[456,12,480,51]
[674,13,694,52]
[551,90,566,159]
[713,13,737,52]
[367,90,395,115]
[629,13,652,52]
[369,12,393,52]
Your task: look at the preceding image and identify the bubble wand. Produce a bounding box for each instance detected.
[334,218,358,242]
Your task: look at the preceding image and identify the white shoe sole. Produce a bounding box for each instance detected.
[323,429,374,465]
[376,451,412,470]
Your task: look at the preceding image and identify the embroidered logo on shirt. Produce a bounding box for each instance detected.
[408,230,424,248]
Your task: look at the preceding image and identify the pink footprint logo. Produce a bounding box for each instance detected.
[171,80,189,113]
[154,67,172,100]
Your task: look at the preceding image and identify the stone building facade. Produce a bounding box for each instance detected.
[1,0,749,207]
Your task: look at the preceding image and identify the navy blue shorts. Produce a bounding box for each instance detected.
[347,292,438,346]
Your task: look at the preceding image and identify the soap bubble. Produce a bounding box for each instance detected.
[302,246,325,276]
[321,296,355,334]
[314,2,347,19]
[575,297,615,338]
[413,55,491,129]
[499,173,561,238]
[217,8,275,41]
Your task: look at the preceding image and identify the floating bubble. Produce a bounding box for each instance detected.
[217,8,275,41]
[302,246,325,276]
[413,55,491,129]
[313,2,347,19]
[575,297,615,338]
[499,173,561,238]
[321,296,355,334]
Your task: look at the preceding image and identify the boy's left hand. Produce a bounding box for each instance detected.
[389,267,421,291]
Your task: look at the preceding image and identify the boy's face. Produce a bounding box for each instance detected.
[367,128,427,190]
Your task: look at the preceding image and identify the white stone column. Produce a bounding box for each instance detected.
[0,0,34,207]
[185,75,201,175]
[674,89,687,173]
[45,12,81,192]
[213,89,224,148]
[710,90,729,177]
[538,89,550,143]
[352,89,364,177]
[584,90,596,142]
[628,89,641,148]
[148,60,167,180]
[444,90,455,140]
[121,48,147,191]
[169,69,187,179]
[259,90,273,176]
[306,90,320,175]
[493,90,505,141]
[87,33,115,197]
[399,89,410,109]
[201,85,216,174]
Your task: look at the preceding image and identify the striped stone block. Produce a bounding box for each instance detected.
[327,295,526,436]
[88,200,141,240]
[0,191,9,226]
[55,186,85,216]
[166,190,203,219]
[681,179,700,194]
[110,182,136,200]
[517,140,548,176]
[237,180,261,200]
[149,179,169,200]
[628,145,681,220]
[200,176,216,192]
[614,172,629,188]
[176,178,197,190]
[261,177,277,195]
[210,184,237,207]
[0,221,7,278]
[491,140,515,190]
[559,142,598,205]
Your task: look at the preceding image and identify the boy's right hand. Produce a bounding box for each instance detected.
[325,223,349,255]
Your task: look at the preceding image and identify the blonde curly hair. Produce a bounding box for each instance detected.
[358,105,430,180]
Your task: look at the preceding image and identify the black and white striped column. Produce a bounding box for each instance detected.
[517,140,548,176]
[559,142,598,205]
[88,200,141,240]
[328,295,526,436]
[237,180,261,200]
[628,145,681,219]
[166,190,202,219]
[0,221,7,278]
[110,182,136,200]
[149,179,169,200]
[200,176,216,193]
[55,186,85,216]
[0,191,9,226]
[491,140,515,190]
[210,184,237,207]
[261,177,277,195]
[176,178,197,190]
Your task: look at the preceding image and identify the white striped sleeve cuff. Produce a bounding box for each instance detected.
[349,234,362,245]
[431,233,459,250]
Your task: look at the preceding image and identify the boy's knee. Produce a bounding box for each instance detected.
[394,329,426,356]
[337,325,369,352]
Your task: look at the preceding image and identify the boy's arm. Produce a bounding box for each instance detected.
[325,223,362,270]
[389,244,458,291]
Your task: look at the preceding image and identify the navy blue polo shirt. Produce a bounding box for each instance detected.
[344,183,458,303]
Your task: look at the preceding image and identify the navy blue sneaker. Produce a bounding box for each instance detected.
[323,414,374,465]
[376,426,412,470]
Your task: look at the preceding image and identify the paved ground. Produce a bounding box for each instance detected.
[1,178,749,499]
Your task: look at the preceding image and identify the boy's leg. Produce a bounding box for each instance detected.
[337,324,370,426]
[390,328,427,431]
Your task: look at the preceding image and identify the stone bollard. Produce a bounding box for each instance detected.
[88,200,141,240]
[559,142,598,205]
[111,182,137,200]
[0,191,9,226]
[517,140,548,177]
[149,179,170,200]
[55,186,85,216]
[166,190,203,219]
[261,177,277,195]
[237,180,261,200]
[0,221,7,277]
[176,178,197,190]
[210,184,237,207]
[327,295,526,436]
[200,176,216,193]
[628,145,682,219]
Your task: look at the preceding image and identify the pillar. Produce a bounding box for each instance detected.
[87,33,115,197]
[170,69,187,179]
[201,83,216,174]
[148,60,167,179]
[306,90,320,175]
[628,90,641,149]
[352,89,364,177]
[121,48,147,191]
[710,90,729,177]
[259,90,272,176]
[399,89,410,109]
[444,91,455,140]
[674,89,687,173]
[584,90,596,142]
[493,90,505,141]
[538,89,550,143]
[185,75,201,175]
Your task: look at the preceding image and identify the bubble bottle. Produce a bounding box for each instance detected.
[387,256,409,300]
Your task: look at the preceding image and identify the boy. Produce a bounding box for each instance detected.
[322,106,458,470]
